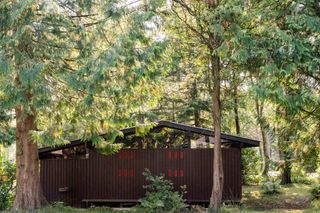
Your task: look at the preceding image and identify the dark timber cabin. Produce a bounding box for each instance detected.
[38,121,259,207]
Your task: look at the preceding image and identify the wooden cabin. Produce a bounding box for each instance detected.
[38,121,259,207]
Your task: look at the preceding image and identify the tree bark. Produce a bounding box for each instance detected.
[255,100,270,177]
[232,70,240,135]
[279,136,292,185]
[233,94,240,135]
[13,102,47,210]
[280,157,292,185]
[209,46,223,211]
[260,126,269,176]
[172,100,175,121]
[276,107,292,185]
[279,147,292,185]
[194,108,200,127]
[192,79,201,127]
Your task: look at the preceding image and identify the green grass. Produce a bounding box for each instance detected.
[5,183,320,213]
[4,202,119,213]
[220,183,320,213]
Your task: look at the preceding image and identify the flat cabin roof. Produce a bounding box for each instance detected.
[38,120,259,154]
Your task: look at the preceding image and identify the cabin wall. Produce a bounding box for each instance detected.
[40,148,241,207]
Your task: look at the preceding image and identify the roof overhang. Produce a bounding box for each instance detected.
[38,120,259,154]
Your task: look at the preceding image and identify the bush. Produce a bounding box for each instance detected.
[244,175,263,185]
[0,160,16,211]
[262,180,281,195]
[310,200,320,211]
[136,169,187,213]
[242,148,261,185]
[311,185,320,200]
[292,176,313,185]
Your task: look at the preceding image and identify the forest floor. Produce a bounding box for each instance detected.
[222,183,320,212]
[7,183,320,213]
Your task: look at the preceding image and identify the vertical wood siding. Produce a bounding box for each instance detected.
[40,148,241,207]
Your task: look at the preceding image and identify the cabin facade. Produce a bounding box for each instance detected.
[38,121,259,207]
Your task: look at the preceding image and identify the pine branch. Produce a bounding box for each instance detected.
[69,14,98,18]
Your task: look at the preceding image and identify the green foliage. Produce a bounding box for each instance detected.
[311,185,320,200]
[244,175,263,186]
[0,0,167,147]
[0,160,15,210]
[292,176,313,185]
[0,110,15,146]
[310,199,320,211]
[291,166,313,185]
[93,132,124,155]
[262,180,281,195]
[135,123,158,137]
[242,148,261,185]
[136,169,187,213]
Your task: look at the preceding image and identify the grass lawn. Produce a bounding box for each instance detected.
[221,183,320,213]
[7,204,120,213]
[7,183,320,212]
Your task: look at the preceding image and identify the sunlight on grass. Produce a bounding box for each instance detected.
[239,183,317,212]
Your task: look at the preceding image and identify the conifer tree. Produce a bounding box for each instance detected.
[0,0,165,209]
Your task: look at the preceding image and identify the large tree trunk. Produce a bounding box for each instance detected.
[280,157,292,185]
[279,147,292,185]
[279,139,292,185]
[13,104,47,210]
[209,47,223,211]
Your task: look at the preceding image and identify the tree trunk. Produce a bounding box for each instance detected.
[233,95,240,135]
[279,146,292,185]
[276,105,293,185]
[281,159,292,185]
[232,70,240,135]
[13,104,47,210]
[172,100,175,121]
[192,79,201,127]
[209,47,223,211]
[194,108,200,127]
[260,126,269,176]
[255,99,269,177]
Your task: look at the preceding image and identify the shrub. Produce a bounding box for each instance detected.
[311,185,320,200]
[136,169,187,213]
[244,175,263,185]
[262,180,281,195]
[310,200,320,211]
[292,176,313,185]
[0,160,16,211]
[242,148,260,185]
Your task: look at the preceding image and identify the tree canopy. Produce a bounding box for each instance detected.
[0,0,319,211]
